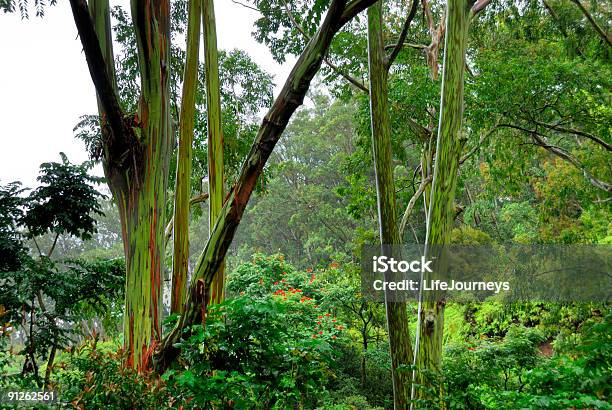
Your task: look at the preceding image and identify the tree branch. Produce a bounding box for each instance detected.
[406,117,432,142]
[498,123,612,192]
[399,175,432,238]
[570,0,612,48]
[384,42,427,51]
[470,0,491,16]
[230,0,261,13]
[69,0,126,139]
[385,0,419,69]
[532,120,611,151]
[459,122,499,165]
[279,0,368,92]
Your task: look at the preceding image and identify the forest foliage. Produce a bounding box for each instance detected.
[0,0,610,408]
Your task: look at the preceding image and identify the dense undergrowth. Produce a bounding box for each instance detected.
[1,255,609,409]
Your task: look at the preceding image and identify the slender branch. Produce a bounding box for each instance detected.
[165,193,210,242]
[470,0,491,15]
[498,123,612,192]
[30,233,42,257]
[459,122,499,164]
[406,117,432,142]
[385,0,419,69]
[399,175,432,238]
[68,0,126,139]
[279,0,368,92]
[532,120,612,151]
[384,42,427,51]
[47,233,60,258]
[324,57,369,92]
[570,0,612,47]
[230,0,261,13]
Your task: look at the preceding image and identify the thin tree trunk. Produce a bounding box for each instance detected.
[367,2,413,408]
[171,0,201,314]
[414,0,473,406]
[202,0,226,305]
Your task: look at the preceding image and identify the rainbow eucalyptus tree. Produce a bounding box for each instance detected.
[412,0,490,405]
[366,0,417,407]
[69,0,173,370]
[17,0,380,372]
[156,0,382,370]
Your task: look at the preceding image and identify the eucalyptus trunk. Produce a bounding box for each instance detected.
[70,0,172,371]
[156,0,380,371]
[367,2,413,408]
[414,0,472,405]
[171,0,201,314]
[202,0,226,305]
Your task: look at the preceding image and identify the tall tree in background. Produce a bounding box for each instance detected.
[171,0,202,314]
[202,0,226,305]
[413,0,489,405]
[366,0,417,407]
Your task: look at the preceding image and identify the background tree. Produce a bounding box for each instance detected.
[0,155,124,388]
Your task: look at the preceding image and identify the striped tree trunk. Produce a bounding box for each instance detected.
[202,0,226,305]
[171,0,202,314]
[367,2,413,408]
[71,0,172,371]
[414,0,473,405]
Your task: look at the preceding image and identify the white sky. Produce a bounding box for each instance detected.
[0,0,293,188]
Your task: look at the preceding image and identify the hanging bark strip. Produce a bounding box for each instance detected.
[70,0,172,371]
[202,0,226,305]
[155,0,379,371]
[366,1,416,408]
[412,0,489,406]
[171,0,202,315]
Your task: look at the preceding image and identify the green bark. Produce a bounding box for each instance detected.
[414,0,472,405]
[202,0,226,305]
[79,0,173,371]
[171,0,201,315]
[113,0,172,370]
[367,2,413,408]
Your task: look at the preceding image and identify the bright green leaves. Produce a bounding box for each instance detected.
[171,255,344,408]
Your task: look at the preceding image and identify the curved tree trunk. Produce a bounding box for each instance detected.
[155,0,381,371]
